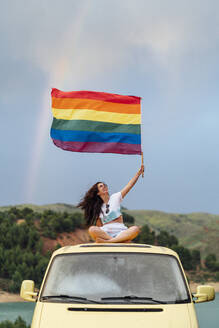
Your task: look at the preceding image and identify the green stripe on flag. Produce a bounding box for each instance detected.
[52,118,140,135]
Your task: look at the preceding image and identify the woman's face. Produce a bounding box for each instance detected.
[97,182,108,196]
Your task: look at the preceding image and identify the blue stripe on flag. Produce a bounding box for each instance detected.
[50,129,141,145]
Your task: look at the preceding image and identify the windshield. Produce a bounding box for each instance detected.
[41,252,190,304]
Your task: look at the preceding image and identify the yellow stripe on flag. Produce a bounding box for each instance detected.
[52,108,141,125]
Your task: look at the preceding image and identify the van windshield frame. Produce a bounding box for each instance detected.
[40,252,191,304]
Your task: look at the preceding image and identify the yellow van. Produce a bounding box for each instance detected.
[20,243,215,328]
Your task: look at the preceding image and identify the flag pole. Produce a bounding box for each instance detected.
[141,151,144,178]
[140,97,144,178]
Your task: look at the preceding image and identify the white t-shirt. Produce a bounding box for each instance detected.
[99,192,123,224]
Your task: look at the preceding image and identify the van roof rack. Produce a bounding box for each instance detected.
[80,244,152,248]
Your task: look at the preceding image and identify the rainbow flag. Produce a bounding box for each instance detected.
[50,89,141,155]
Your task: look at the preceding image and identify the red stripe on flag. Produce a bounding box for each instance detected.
[52,139,141,155]
[51,89,141,105]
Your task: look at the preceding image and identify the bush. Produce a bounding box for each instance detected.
[40,211,84,238]
[172,245,193,270]
[0,317,29,328]
[0,209,50,292]
[135,224,155,244]
[205,254,219,271]
[191,249,201,269]
[157,230,178,248]
[215,272,219,282]
[9,271,23,293]
[122,212,135,225]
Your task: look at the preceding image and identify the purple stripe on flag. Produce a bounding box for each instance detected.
[52,139,141,155]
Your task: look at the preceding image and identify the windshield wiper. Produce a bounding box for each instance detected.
[174,298,190,304]
[41,295,102,304]
[101,295,167,304]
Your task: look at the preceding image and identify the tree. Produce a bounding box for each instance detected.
[135,224,155,244]
[157,231,178,248]
[0,316,30,328]
[191,249,201,269]
[122,212,135,225]
[9,271,23,293]
[172,245,193,270]
[21,207,34,217]
[205,254,219,271]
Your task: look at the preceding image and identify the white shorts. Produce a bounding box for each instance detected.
[100,222,128,238]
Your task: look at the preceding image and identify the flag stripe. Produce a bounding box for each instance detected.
[52,108,141,124]
[52,139,141,155]
[51,129,141,145]
[51,88,141,105]
[51,118,141,135]
[52,97,140,114]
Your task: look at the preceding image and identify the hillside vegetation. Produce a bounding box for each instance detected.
[0,203,218,294]
[1,204,218,257]
[0,203,78,214]
[125,210,219,258]
[0,317,29,328]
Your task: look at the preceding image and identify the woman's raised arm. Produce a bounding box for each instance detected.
[121,165,144,199]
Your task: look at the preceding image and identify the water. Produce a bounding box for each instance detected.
[196,293,219,328]
[0,294,218,327]
[0,302,35,324]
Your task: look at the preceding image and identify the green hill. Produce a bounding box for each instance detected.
[0,203,78,213]
[1,203,218,258]
[125,210,219,258]
[0,203,218,292]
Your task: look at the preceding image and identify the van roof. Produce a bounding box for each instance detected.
[52,243,178,258]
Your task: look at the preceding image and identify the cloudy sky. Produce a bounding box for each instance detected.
[1,0,218,213]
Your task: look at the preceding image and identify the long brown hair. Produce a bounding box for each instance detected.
[77,182,103,226]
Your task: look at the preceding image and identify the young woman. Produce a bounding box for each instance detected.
[78,165,144,243]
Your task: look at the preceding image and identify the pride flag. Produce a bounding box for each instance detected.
[50,89,141,155]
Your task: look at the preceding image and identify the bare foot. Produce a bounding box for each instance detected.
[96,237,113,243]
[95,238,133,244]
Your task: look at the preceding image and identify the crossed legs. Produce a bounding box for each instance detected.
[88,226,140,243]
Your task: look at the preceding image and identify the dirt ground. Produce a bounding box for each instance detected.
[189,282,219,293]
[0,291,23,303]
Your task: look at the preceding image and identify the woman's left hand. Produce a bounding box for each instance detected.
[137,165,145,177]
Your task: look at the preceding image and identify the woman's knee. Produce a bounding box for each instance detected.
[88,226,99,236]
[131,225,140,235]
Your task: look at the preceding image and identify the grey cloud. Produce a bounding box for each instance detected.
[0,0,219,213]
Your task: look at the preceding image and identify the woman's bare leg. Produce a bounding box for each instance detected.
[88,226,112,242]
[96,226,140,243]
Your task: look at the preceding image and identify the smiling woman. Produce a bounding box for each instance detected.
[77,166,144,243]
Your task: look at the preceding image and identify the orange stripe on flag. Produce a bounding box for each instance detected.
[52,97,140,114]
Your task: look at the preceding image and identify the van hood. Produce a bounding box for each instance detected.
[37,303,192,328]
